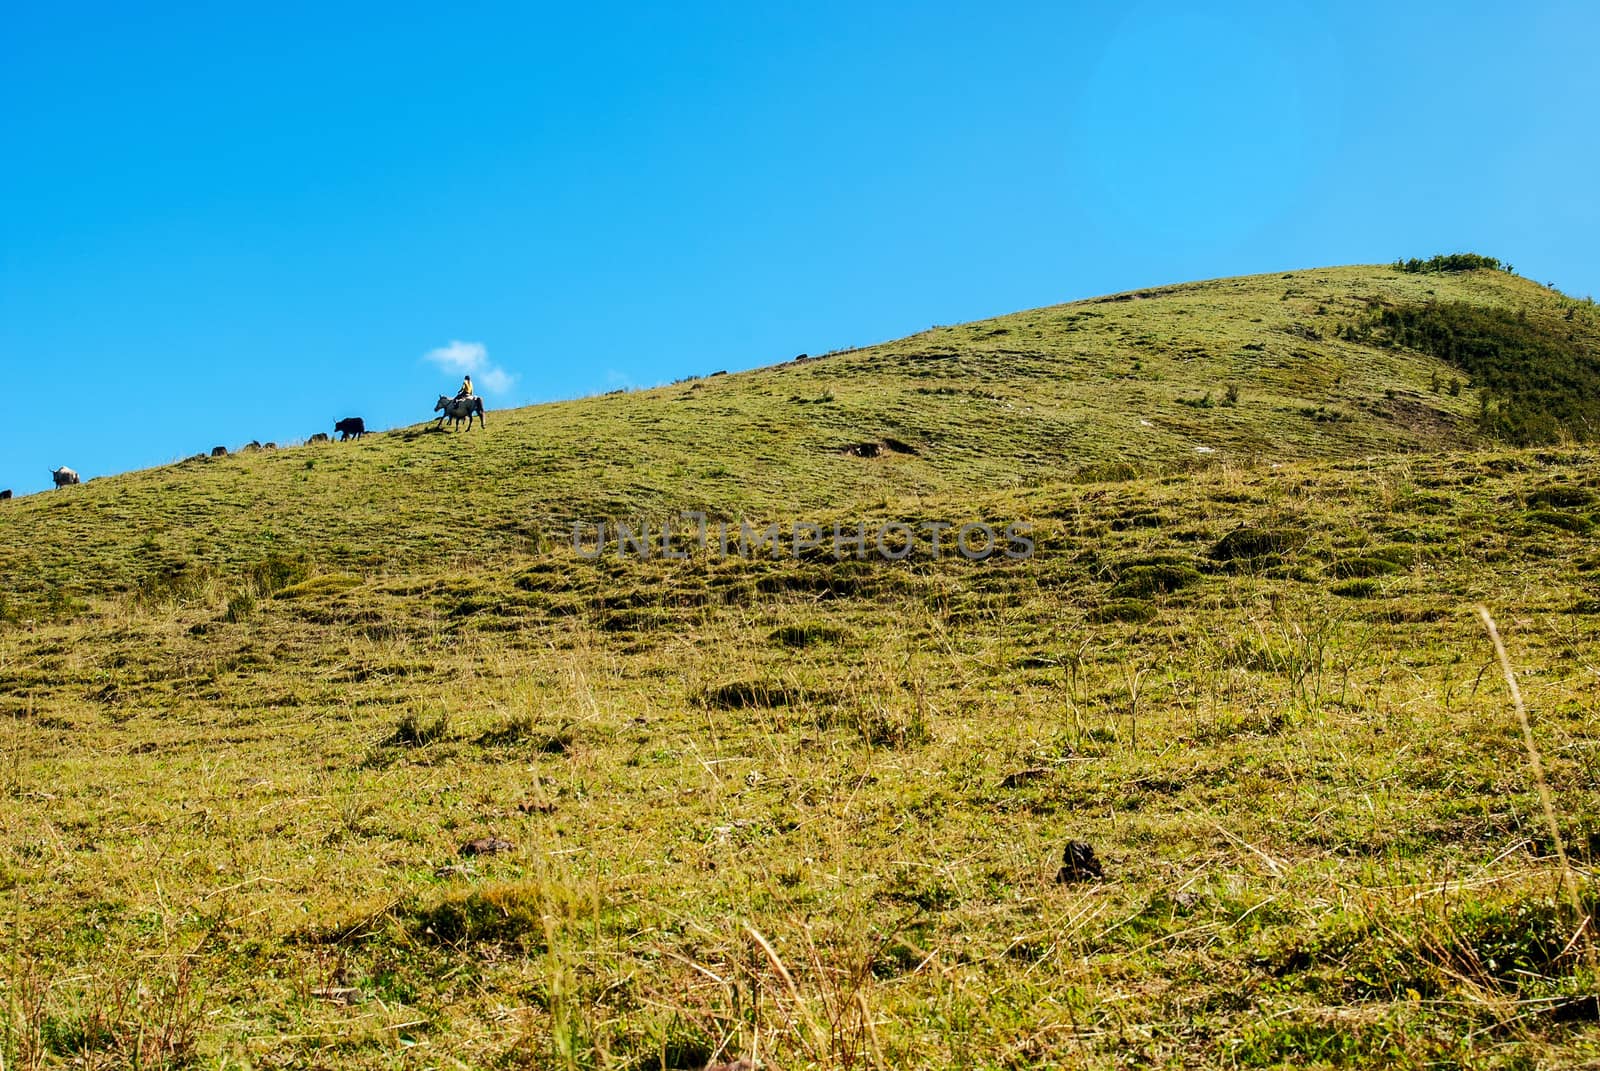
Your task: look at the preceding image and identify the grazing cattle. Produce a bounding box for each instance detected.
[243,440,262,452]
[334,417,366,441]
[433,395,485,431]
[211,446,228,457]
[307,433,330,444]
[51,467,80,487]
[263,442,277,451]
[0,489,11,500]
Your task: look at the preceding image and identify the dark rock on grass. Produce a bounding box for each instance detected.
[1055,840,1104,883]
[841,438,918,459]
[1550,995,1600,1022]
[311,986,364,1005]
[460,836,515,857]
[1000,768,1051,789]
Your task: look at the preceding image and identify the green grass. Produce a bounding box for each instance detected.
[4,262,1600,1068]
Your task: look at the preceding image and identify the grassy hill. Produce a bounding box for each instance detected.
[5,261,1595,616]
[4,262,1600,1069]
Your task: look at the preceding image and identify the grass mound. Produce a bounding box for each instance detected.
[412,881,552,949]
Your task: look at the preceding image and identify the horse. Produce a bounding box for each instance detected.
[434,395,486,431]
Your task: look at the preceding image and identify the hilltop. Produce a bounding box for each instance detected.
[4,261,1600,1069]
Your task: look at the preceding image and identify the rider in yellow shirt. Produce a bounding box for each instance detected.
[456,374,473,399]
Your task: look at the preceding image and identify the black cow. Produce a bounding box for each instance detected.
[0,490,11,500]
[211,446,228,457]
[335,417,366,441]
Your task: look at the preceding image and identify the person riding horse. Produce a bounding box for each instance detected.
[434,374,485,430]
[435,393,486,430]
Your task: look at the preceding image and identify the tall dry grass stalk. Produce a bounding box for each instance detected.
[1475,604,1597,981]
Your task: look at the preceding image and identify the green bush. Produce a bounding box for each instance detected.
[1394,252,1504,274]
[1357,301,1600,444]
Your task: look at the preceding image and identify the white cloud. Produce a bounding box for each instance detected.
[422,339,515,397]
[424,340,488,373]
[480,368,516,394]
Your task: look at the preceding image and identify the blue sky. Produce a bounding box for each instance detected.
[3,2,1596,495]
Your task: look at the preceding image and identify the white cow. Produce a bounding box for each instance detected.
[51,467,80,487]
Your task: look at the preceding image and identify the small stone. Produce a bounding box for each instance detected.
[1000,767,1050,789]
[460,836,515,857]
[1055,840,1104,883]
[311,986,364,1005]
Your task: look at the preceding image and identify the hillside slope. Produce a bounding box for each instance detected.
[5,442,1600,1067]
[6,262,1600,1068]
[2,262,1591,613]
